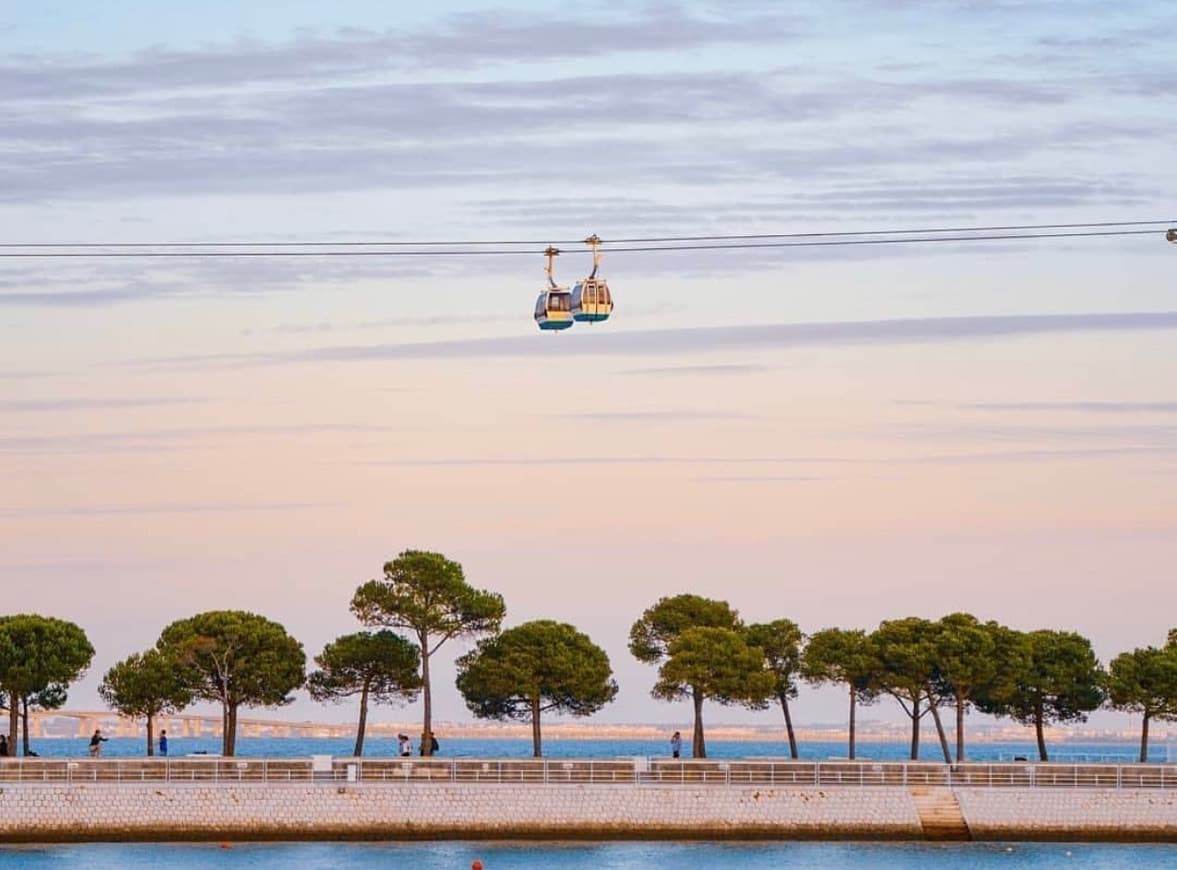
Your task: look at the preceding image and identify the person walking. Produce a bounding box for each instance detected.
[0,734,8,757]
[159,730,169,757]
[670,730,682,759]
[420,731,439,755]
[397,733,412,757]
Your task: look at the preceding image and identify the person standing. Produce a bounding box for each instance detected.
[397,733,412,757]
[0,734,8,757]
[670,730,682,759]
[159,730,169,757]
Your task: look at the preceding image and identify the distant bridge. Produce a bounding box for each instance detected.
[15,710,386,740]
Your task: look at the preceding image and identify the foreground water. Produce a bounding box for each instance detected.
[16,736,1169,762]
[0,843,1173,869]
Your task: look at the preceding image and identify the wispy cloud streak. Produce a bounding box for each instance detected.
[0,502,337,518]
[620,363,772,377]
[0,423,400,453]
[146,310,1177,368]
[557,411,766,422]
[0,397,206,413]
[365,455,858,467]
[965,400,1177,414]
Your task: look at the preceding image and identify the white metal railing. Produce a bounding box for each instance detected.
[0,757,1173,790]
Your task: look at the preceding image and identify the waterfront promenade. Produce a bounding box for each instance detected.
[1,758,1174,843]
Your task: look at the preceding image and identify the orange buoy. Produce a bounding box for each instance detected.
[471,861,483,870]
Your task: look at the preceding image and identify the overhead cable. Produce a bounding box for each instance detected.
[0,227,1168,258]
[0,219,1174,248]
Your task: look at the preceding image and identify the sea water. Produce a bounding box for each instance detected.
[15,735,1166,762]
[0,843,1173,869]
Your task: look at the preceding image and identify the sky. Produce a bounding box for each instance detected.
[1,0,1176,736]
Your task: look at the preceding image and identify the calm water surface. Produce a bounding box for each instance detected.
[0,843,1172,869]
[18,736,1170,762]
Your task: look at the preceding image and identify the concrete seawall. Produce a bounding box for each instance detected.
[0,782,1174,843]
[956,788,1177,841]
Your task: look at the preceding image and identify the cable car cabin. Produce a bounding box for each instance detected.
[571,278,613,322]
[534,288,573,330]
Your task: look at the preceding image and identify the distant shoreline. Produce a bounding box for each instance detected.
[25,710,1171,744]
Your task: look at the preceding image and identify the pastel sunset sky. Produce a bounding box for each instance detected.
[1,0,1175,732]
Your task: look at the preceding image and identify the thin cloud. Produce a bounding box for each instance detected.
[1033,13,1176,49]
[0,6,802,102]
[474,172,1156,227]
[0,397,207,413]
[966,400,1177,414]
[0,251,436,308]
[557,411,766,422]
[0,422,401,454]
[893,421,1177,444]
[1,55,1168,208]
[0,502,338,518]
[242,312,521,336]
[365,444,1177,470]
[0,370,61,380]
[894,399,1177,415]
[696,475,828,482]
[146,310,1177,368]
[0,559,112,573]
[0,286,182,307]
[364,455,858,467]
[909,445,1177,464]
[621,364,772,377]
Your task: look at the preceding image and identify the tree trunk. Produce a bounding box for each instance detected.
[928,696,951,764]
[1139,712,1150,763]
[847,685,857,761]
[354,681,370,758]
[225,705,238,757]
[691,687,706,759]
[8,693,17,756]
[420,630,433,757]
[779,694,798,759]
[1034,701,1048,762]
[20,696,30,756]
[531,696,543,758]
[909,695,921,761]
[955,690,966,762]
[146,714,155,757]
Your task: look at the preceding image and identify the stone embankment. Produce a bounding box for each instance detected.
[0,783,926,842]
[0,758,1173,843]
[956,789,1177,841]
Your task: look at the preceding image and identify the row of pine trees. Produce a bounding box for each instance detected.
[2,550,1175,761]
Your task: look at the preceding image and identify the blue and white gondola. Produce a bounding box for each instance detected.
[571,234,613,323]
[534,246,574,331]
